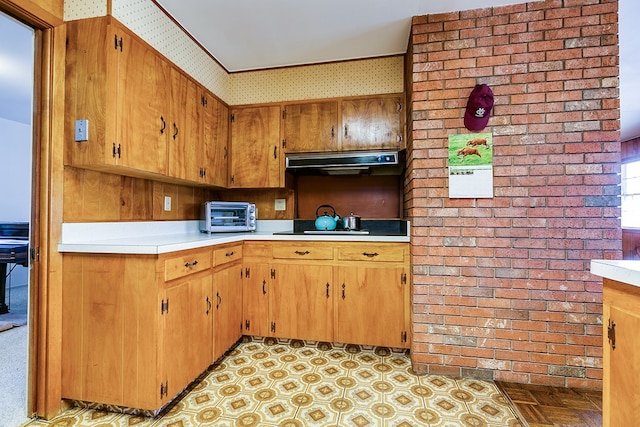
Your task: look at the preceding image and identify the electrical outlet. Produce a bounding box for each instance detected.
[274,198,286,211]
[164,196,172,211]
[75,119,89,141]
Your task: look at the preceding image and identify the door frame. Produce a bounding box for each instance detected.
[0,0,65,419]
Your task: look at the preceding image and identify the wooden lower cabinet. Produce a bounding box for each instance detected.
[61,244,243,413]
[271,264,333,342]
[242,260,272,337]
[164,274,212,400]
[242,241,410,348]
[336,266,407,348]
[603,278,640,427]
[61,240,408,412]
[212,252,243,361]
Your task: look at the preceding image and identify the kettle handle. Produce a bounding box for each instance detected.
[315,204,336,217]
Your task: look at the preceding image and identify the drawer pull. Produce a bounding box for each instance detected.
[362,252,379,258]
[184,260,199,267]
[295,250,310,256]
[225,251,235,257]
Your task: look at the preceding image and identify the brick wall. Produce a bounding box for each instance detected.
[405,0,620,389]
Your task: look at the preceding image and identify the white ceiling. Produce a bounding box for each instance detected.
[156,0,640,142]
[0,1,638,140]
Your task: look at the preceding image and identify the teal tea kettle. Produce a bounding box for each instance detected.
[315,204,340,230]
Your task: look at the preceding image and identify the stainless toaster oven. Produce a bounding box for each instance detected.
[200,201,256,233]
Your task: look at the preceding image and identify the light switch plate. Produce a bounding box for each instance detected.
[275,198,286,211]
[164,196,172,211]
[75,119,89,141]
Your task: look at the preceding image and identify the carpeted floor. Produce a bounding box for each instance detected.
[0,283,29,427]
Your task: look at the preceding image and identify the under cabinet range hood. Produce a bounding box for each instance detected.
[285,150,405,175]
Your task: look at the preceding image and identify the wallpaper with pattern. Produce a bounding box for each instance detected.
[63,0,403,105]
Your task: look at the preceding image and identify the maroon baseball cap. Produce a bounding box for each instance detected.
[464,84,494,131]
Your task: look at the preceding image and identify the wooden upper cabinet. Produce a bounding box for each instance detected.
[229,105,283,188]
[66,16,229,188]
[341,95,404,151]
[201,94,229,187]
[65,17,170,177]
[280,95,405,154]
[282,101,338,153]
[167,68,200,182]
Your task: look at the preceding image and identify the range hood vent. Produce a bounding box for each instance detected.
[285,150,405,175]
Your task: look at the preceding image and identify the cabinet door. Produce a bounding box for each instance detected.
[202,94,229,187]
[336,266,406,348]
[229,105,282,188]
[283,101,338,153]
[270,264,333,342]
[213,263,243,361]
[603,281,640,427]
[167,69,201,181]
[242,262,271,337]
[163,275,212,400]
[606,305,640,427]
[65,19,119,168]
[116,29,170,175]
[341,95,404,151]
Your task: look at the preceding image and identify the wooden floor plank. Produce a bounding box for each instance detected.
[496,381,603,427]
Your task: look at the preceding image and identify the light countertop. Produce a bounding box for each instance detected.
[590,259,640,288]
[58,220,410,254]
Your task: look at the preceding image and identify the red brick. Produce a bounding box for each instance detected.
[406,0,616,389]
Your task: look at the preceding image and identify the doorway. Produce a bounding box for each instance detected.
[0,10,34,427]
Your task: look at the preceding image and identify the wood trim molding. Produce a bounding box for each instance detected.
[32,23,67,419]
[0,0,63,28]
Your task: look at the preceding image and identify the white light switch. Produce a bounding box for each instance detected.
[164,196,172,211]
[275,198,286,211]
[75,119,89,141]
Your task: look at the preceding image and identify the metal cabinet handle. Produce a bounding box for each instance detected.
[294,250,310,256]
[206,296,212,314]
[342,283,346,300]
[273,146,277,159]
[362,252,379,258]
[184,260,199,267]
[225,251,235,257]
[262,280,267,295]
[326,283,330,299]
[173,123,179,140]
[216,291,221,309]
[608,319,616,350]
[160,116,166,134]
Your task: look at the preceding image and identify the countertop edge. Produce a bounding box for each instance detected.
[57,231,410,255]
[590,259,640,288]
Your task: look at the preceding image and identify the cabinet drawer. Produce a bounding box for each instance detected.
[243,242,272,258]
[272,244,334,260]
[164,249,212,282]
[337,245,405,262]
[214,245,243,266]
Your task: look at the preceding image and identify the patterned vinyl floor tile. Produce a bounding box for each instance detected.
[23,337,525,427]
